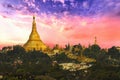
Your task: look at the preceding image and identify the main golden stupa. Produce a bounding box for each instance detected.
[23,16,47,51]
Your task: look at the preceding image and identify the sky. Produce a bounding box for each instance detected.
[0,0,120,49]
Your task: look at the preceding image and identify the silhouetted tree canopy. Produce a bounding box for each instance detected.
[0,45,120,80]
[72,44,82,55]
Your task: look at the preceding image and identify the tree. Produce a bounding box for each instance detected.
[108,46,119,56]
[72,44,82,55]
[53,44,59,50]
[2,46,12,51]
[65,43,70,51]
[107,46,120,60]
[89,44,101,59]
[83,48,91,57]
[52,53,74,63]
[12,45,25,54]
[91,44,101,53]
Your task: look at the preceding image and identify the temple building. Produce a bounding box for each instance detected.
[23,16,47,51]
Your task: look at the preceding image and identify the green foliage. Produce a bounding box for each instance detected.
[83,44,101,59]
[49,67,69,80]
[65,43,70,51]
[108,46,120,59]
[86,63,120,80]
[52,52,76,63]
[0,46,52,75]
[83,48,91,57]
[91,44,101,53]
[72,44,82,55]
[3,77,18,80]
[12,45,25,54]
[0,45,120,80]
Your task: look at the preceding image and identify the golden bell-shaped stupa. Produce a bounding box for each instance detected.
[23,16,47,51]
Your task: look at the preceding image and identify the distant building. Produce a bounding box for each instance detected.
[94,36,97,45]
[59,63,92,71]
[117,47,120,49]
[23,16,47,51]
[116,46,120,51]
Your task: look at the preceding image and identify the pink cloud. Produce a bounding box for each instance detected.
[35,15,120,48]
[61,16,120,48]
[0,12,120,49]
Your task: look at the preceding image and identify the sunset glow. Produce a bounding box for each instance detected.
[0,0,120,49]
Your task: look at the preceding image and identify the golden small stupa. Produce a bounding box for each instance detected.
[23,16,47,51]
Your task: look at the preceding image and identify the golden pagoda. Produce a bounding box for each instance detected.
[23,16,47,51]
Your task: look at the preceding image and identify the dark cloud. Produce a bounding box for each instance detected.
[116,11,120,16]
[1,0,120,17]
[2,3,14,9]
[2,15,8,18]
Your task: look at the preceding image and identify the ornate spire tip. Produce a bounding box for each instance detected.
[33,16,35,19]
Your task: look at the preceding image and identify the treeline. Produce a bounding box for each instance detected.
[0,44,120,80]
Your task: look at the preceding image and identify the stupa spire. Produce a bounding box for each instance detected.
[32,16,36,32]
[23,16,47,51]
[94,36,97,45]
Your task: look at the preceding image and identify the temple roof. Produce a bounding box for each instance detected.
[23,16,47,51]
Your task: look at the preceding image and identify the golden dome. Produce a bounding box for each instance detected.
[23,16,47,51]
